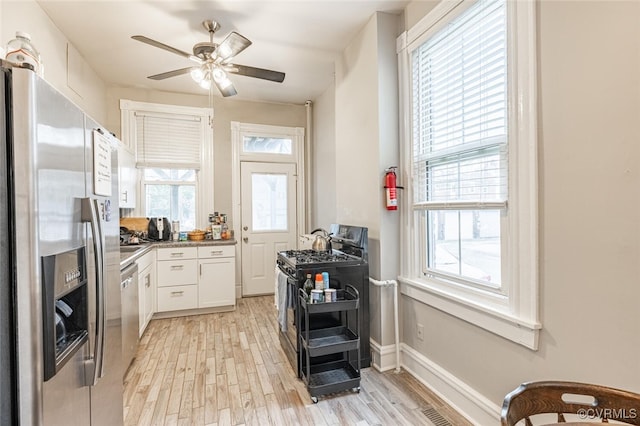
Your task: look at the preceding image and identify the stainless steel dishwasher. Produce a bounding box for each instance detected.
[120,262,139,372]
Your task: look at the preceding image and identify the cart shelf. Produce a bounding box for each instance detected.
[298,285,361,403]
[303,360,361,399]
[300,326,359,357]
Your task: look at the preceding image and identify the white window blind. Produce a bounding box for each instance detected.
[135,112,202,169]
[412,0,507,210]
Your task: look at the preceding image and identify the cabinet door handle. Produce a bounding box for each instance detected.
[145,275,150,288]
[170,291,184,296]
[170,252,184,257]
[210,250,223,256]
[122,190,128,202]
[170,265,184,270]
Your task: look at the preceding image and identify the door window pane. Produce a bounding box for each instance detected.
[252,173,287,231]
[243,136,292,154]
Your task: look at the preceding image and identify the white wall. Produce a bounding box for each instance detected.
[311,81,337,230]
[400,0,640,422]
[2,0,107,124]
[332,11,402,351]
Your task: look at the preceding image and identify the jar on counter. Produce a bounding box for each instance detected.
[221,223,229,239]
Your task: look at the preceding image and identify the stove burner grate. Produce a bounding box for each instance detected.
[280,249,356,265]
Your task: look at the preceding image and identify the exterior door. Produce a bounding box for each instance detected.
[241,162,297,296]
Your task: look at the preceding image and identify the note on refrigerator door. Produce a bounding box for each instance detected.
[93,129,112,196]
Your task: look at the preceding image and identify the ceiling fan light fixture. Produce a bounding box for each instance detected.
[199,78,212,90]
[190,67,205,83]
[212,66,227,83]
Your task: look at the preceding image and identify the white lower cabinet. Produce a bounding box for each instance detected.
[154,245,236,314]
[136,249,156,337]
[199,245,236,308]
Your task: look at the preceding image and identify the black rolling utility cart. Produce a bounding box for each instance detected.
[297,285,361,403]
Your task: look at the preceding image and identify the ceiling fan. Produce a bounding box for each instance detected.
[132,19,285,97]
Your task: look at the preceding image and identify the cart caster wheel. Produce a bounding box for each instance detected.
[311,397,318,404]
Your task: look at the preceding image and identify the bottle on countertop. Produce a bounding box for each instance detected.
[5,31,43,76]
[303,274,314,299]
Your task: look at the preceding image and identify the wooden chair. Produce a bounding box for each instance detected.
[501,381,640,425]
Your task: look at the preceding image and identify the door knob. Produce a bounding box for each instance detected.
[243,237,248,243]
[243,226,248,231]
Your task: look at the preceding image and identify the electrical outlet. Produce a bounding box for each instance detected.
[417,323,424,341]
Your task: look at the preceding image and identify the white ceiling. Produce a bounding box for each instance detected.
[36,0,409,105]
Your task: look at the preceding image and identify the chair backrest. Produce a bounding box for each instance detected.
[501,381,640,426]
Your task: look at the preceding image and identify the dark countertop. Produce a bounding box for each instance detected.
[120,239,237,270]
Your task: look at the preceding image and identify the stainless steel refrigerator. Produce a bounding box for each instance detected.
[0,63,123,425]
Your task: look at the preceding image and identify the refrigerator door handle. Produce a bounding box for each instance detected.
[81,197,106,386]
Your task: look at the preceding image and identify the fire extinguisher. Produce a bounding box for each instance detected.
[385,167,400,210]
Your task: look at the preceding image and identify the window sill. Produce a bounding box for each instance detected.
[399,276,541,350]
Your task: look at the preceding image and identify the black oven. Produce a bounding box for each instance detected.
[277,224,370,376]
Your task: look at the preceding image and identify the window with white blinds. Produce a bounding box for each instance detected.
[400,0,540,349]
[135,112,203,169]
[412,0,507,210]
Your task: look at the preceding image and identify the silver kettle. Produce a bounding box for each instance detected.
[311,228,332,252]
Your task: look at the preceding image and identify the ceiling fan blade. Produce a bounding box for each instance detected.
[147,67,195,80]
[227,64,285,83]
[132,35,202,64]
[214,79,238,97]
[216,32,252,62]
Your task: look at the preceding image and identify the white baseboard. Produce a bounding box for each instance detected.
[400,343,501,426]
[369,339,400,372]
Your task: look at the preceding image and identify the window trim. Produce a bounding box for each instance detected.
[398,0,540,349]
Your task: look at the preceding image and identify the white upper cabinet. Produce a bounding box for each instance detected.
[118,143,137,209]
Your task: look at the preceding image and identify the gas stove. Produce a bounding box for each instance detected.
[276,224,371,372]
[276,249,364,278]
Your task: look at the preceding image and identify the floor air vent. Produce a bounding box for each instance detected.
[422,407,452,426]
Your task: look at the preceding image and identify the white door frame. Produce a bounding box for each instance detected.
[231,121,306,298]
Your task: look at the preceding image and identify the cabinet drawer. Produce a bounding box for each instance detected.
[157,285,197,312]
[156,247,198,261]
[157,259,197,287]
[197,245,235,259]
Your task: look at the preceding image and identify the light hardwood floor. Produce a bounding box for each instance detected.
[123,296,472,426]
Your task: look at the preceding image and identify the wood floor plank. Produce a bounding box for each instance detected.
[203,384,217,425]
[124,295,470,426]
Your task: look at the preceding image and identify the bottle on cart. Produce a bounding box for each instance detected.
[315,274,324,290]
[322,272,329,289]
[303,274,314,299]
